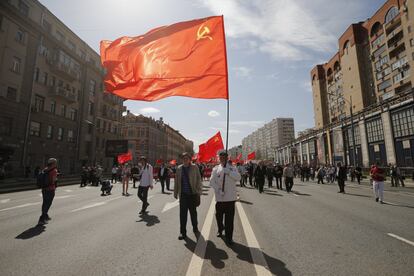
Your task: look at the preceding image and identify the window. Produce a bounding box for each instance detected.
[343,40,350,55]
[391,56,408,70]
[392,108,414,138]
[376,67,392,80]
[41,18,51,32]
[68,40,76,51]
[30,121,41,136]
[58,80,63,87]
[42,72,48,85]
[373,45,386,58]
[87,124,93,134]
[50,76,56,87]
[67,130,74,142]
[0,117,12,136]
[15,28,25,43]
[7,87,17,101]
[57,128,63,140]
[34,95,44,111]
[89,80,96,95]
[385,6,399,24]
[11,57,21,73]
[61,104,66,117]
[50,100,56,114]
[371,34,384,48]
[34,67,40,82]
[79,50,86,60]
[88,101,94,115]
[393,68,410,83]
[70,108,77,121]
[366,118,384,143]
[46,125,53,139]
[375,55,389,70]
[345,126,361,145]
[411,39,414,47]
[55,31,65,42]
[18,0,29,16]
[378,79,392,91]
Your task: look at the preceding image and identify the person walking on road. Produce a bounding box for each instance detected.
[283,163,294,192]
[111,165,118,183]
[131,165,140,189]
[121,163,131,196]
[266,164,274,188]
[355,165,362,184]
[138,157,154,214]
[247,162,254,187]
[317,166,325,184]
[254,161,266,193]
[38,158,58,226]
[274,163,283,190]
[336,162,347,193]
[174,152,202,240]
[210,150,241,245]
[237,163,246,187]
[159,162,169,193]
[371,162,385,203]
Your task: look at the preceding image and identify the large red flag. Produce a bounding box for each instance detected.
[198,132,224,163]
[100,16,228,101]
[247,151,256,160]
[117,152,132,164]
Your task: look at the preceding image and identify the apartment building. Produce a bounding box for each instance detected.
[0,0,125,176]
[242,118,295,160]
[121,112,193,165]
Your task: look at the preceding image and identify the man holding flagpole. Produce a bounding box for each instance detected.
[210,150,241,245]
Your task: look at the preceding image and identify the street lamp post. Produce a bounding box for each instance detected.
[328,93,357,166]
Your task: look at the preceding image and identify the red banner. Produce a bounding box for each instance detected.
[117,152,132,164]
[247,151,256,160]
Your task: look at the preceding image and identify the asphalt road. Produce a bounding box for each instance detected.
[0,178,413,276]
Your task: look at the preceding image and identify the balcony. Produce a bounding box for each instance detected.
[46,57,79,81]
[49,86,77,103]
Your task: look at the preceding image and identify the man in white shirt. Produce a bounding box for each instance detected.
[210,150,241,245]
[138,156,154,214]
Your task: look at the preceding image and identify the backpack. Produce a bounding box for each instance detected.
[37,169,50,189]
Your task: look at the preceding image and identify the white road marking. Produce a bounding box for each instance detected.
[236,201,272,276]
[185,195,216,276]
[162,199,179,213]
[0,202,41,212]
[387,233,414,247]
[55,195,73,199]
[64,189,73,192]
[0,199,10,203]
[70,196,123,212]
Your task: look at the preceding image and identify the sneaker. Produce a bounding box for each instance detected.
[45,215,51,221]
[38,219,47,226]
[375,197,379,202]
[225,238,234,246]
[380,200,384,204]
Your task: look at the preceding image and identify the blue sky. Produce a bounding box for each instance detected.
[40,0,385,150]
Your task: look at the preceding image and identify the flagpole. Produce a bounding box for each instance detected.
[221,15,230,193]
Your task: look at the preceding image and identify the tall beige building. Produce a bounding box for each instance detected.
[312,0,412,129]
[0,0,125,176]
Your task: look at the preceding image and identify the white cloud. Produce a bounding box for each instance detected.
[208,110,220,117]
[200,0,336,61]
[138,107,160,114]
[233,66,252,78]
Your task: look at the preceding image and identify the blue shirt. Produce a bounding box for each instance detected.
[181,166,192,195]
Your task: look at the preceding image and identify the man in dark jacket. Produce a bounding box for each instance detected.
[254,162,267,193]
[336,162,347,193]
[274,164,283,190]
[159,163,169,193]
[266,164,274,188]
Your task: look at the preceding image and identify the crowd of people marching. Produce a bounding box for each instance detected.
[34,152,407,244]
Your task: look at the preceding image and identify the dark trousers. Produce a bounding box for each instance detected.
[267,177,273,187]
[257,179,264,193]
[338,179,345,192]
[81,176,87,187]
[180,194,198,234]
[166,177,170,190]
[215,201,235,241]
[356,175,361,184]
[111,173,117,183]
[248,175,253,186]
[317,176,324,184]
[138,186,150,211]
[41,189,55,218]
[285,177,293,192]
[160,178,166,192]
[275,177,282,189]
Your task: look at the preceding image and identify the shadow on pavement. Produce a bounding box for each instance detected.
[383,202,414,209]
[184,236,229,269]
[228,241,292,276]
[264,191,283,196]
[345,193,371,198]
[15,225,46,239]
[238,199,253,205]
[136,213,160,227]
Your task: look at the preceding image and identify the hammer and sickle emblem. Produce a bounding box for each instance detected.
[197,25,213,41]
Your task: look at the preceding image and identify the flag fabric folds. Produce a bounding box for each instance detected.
[247,151,256,160]
[100,16,228,101]
[117,152,132,164]
[169,160,177,166]
[197,132,224,163]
